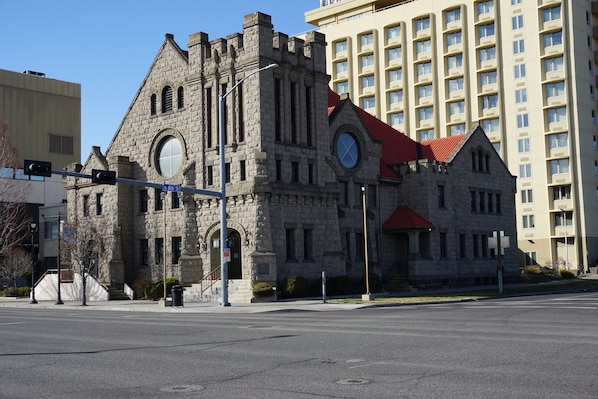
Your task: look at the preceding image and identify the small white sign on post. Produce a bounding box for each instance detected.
[223,248,231,263]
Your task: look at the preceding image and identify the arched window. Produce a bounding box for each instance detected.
[177,86,184,109]
[471,152,477,170]
[161,86,173,113]
[478,149,484,171]
[150,94,157,116]
[485,154,490,172]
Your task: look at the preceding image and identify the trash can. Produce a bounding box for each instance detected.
[171,285,183,307]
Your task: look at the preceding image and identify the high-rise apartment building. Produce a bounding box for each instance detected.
[306,0,598,271]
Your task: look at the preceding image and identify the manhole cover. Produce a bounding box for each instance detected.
[336,379,370,385]
[160,384,205,393]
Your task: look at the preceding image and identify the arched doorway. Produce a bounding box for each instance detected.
[210,229,242,279]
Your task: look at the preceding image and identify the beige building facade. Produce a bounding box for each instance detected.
[306,0,598,271]
[65,13,517,302]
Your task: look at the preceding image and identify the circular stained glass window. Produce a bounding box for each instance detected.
[157,136,182,178]
[337,132,359,169]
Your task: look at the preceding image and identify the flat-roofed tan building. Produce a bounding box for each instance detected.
[306,0,598,272]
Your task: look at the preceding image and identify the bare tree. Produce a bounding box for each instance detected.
[0,120,31,257]
[60,219,105,305]
[0,248,31,288]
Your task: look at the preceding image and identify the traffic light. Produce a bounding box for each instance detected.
[24,160,52,177]
[91,169,116,185]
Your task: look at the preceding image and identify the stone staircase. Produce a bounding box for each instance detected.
[108,283,131,300]
[384,274,411,292]
[183,279,253,303]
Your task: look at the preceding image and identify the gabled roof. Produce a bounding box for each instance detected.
[327,89,469,174]
[382,206,434,231]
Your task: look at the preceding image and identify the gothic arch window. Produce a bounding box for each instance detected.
[161,86,173,113]
[177,86,184,109]
[150,94,157,116]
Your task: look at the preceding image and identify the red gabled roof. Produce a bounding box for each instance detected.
[382,206,434,231]
[421,134,468,162]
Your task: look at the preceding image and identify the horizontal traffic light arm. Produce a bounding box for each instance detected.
[23,160,221,198]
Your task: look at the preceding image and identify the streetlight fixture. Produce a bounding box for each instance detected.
[56,214,64,305]
[559,208,568,272]
[218,63,277,306]
[361,186,374,302]
[29,221,38,304]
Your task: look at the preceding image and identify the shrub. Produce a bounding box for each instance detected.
[18,287,31,296]
[132,276,150,299]
[327,275,352,296]
[3,287,19,297]
[144,278,180,300]
[522,265,542,276]
[283,275,307,298]
[362,273,383,293]
[252,282,274,297]
[560,269,576,279]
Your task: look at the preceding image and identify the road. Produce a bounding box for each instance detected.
[1,292,597,398]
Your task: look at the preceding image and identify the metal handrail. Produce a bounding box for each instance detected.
[199,267,221,295]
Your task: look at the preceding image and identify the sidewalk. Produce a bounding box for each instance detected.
[1,273,596,314]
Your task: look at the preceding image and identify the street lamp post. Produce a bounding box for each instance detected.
[56,214,64,305]
[361,186,374,302]
[218,63,277,307]
[29,221,38,304]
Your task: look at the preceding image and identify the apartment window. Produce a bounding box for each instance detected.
[437,185,445,208]
[481,118,499,133]
[553,185,571,200]
[470,190,477,211]
[360,55,374,68]
[387,47,402,61]
[171,192,180,209]
[440,232,448,258]
[291,162,299,182]
[550,159,569,175]
[83,195,89,217]
[545,56,564,72]
[479,46,496,61]
[445,8,461,23]
[521,189,533,204]
[514,64,526,79]
[386,25,401,40]
[512,15,524,30]
[171,237,181,264]
[362,96,375,109]
[276,159,282,181]
[361,75,375,89]
[459,234,466,258]
[450,123,466,135]
[478,23,495,39]
[517,114,529,128]
[335,61,348,74]
[335,40,348,54]
[596,161,598,175]
[513,39,525,54]
[155,238,163,265]
[239,160,246,182]
[519,163,532,178]
[360,32,374,47]
[487,192,494,212]
[448,77,464,93]
[543,6,561,22]
[446,32,462,48]
[524,251,537,266]
[522,214,535,229]
[477,0,494,15]
[518,138,530,153]
[480,70,497,86]
[415,16,430,32]
[161,86,173,113]
[308,163,314,184]
[389,90,403,105]
[335,81,349,94]
[388,69,402,83]
[418,84,433,100]
[481,94,498,110]
[419,129,435,141]
[449,101,465,116]
[546,81,565,98]
[390,112,404,126]
[286,229,296,261]
[419,107,434,121]
[512,0,522,4]
[303,229,313,260]
[594,135,597,151]
[515,88,527,103]
[154,188,164,211]
[547,107,566,123]
[492,142,501,155]
[549,133,568,149]
[49,134,74,155]
[473,234,479,258]
[543,31,563,47]
[139,189,148,213]
[416,39,431,54]
[140,239,149,265]
[417,62,432,76]
[96,193,103,215]
[447,54,463,70]
[44,220,58,239]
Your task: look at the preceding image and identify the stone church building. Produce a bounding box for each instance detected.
[65,12,517,302]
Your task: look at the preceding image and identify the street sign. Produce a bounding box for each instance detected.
[163,183,181,192]
[223,248,231,262]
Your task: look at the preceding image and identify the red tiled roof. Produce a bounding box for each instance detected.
[421,134,468,162]
[382,206,434,231]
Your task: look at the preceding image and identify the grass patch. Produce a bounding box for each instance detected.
[333,279,598,305]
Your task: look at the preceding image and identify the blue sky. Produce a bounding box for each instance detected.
[1,1,318,161]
